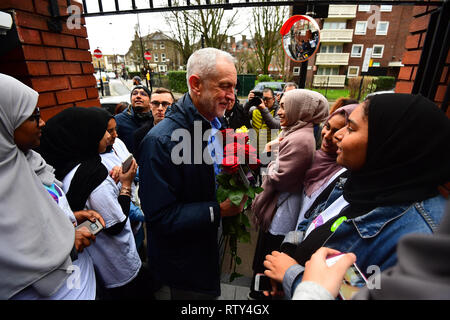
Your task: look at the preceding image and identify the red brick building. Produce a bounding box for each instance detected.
[0,0,100,121]
[289,4,414,88]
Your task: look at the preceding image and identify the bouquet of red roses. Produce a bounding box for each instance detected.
[216,127,263,282]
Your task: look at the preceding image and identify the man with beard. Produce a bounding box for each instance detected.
[114,85,153,155]
[139,48,247,300]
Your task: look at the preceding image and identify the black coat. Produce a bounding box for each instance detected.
[138,93,222,296]
[219,99,251,130]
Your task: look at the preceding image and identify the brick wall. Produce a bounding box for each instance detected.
[347,5,414,77]
[0,0,100,121]
[395,4,450,118]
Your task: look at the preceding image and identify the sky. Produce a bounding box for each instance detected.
[84,5,255,56]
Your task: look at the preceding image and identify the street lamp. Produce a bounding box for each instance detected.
[136,13,149,88]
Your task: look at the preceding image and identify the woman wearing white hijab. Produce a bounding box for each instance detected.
[0,73,99,299]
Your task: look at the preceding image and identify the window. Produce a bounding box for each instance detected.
[153,43,157,49]
[158,65,167,72]
[317,67,339,76]
[293,67,300,75]
[154,53,158,62]
[347,66,360,77]
[355,21,367,35]
[351,44,364,58]
[161,53,166,62]
[380,5,392,12]
[320,44,343,53]
[160,43,165,49]
[372,45,384,58]
[323,21,346,30]
[358,5,370,11]
[376,22,389,35]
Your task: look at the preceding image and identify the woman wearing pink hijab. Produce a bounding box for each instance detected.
[249,89,329,299]
[295,103,359,229]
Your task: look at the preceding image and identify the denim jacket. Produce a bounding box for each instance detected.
[283,180,447,298]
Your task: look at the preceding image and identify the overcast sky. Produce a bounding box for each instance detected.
[84,6,254,56]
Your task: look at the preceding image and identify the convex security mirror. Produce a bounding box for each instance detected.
[280,15,320,63]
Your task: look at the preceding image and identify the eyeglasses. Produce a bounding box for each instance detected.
[28,108,41,127]
[262,97,273,102]
[150,101,171,108]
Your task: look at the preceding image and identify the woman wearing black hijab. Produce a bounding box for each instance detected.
[261,93,450,298]
[39,107,145,300]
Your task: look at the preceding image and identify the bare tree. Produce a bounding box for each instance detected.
[165,0,238,51]
[164,3,200,65]
[251,5,287,75]
[188,0,238,49]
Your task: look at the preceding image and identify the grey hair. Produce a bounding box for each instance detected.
[186,48,235,93]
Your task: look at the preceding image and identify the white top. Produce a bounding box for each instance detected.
[100,138,131,172]
[295,168,347,230]
[12,183,96,300]
[269,191,303,236]
[62,165,141,289]
[304,195,349,239]
[100,138,142,233]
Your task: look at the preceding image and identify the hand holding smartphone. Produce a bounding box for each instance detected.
[326,253,368,300]
[75,219,103,235]
[254,273,273,292]
[122,154,134,174]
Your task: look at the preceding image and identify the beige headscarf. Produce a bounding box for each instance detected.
[0,74,74,299]
[280,89,329,138]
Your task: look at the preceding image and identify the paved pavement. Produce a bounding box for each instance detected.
[219,274,252,300]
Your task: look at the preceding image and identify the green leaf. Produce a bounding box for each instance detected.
[216,174,230,187]
[229,177,237,187]
[216,186,230,203]
[229,189,245,206]
[240,213,251,228]
[239,232,251,243]
[235,256,242,265]
[246,187,255,199]
[254,186,264,194]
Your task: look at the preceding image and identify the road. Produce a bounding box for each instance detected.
[108,78,131,96]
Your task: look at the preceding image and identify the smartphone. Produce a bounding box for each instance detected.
[254,273,273,292]
[326,253,368,300]
[122,154,134,173]
[75,219,103,236]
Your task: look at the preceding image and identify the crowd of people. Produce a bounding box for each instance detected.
[0,46,449,301]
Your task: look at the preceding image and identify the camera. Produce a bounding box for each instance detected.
[247,91,263,108]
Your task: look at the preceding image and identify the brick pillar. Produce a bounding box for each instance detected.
[395,4,450,118]
[0,0,100,121]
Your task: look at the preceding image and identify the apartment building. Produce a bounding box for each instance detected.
[124,31,183,73]
[290,4,413,88]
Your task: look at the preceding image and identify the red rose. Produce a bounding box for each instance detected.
[234,132,249,144]
[249,158,262,171]
[224,142,246,159]
[221,129,235,144]
[222,155,239,174]
[224,143,237,157]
